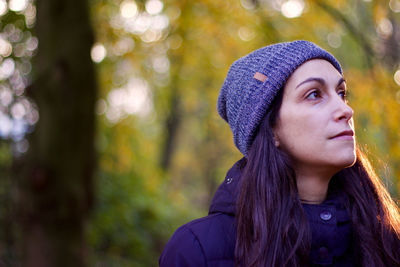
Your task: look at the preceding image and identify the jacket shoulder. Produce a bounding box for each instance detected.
[159,213,235,266]
[159,223,207,266]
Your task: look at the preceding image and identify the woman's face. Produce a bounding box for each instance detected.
[274,59,356,173]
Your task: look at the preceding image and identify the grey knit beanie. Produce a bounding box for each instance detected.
[217,40,342,157]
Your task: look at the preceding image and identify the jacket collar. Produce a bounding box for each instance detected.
[208,158,245,215]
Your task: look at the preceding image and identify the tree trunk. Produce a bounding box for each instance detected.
[14,0,97,266]
[159,0,191,171]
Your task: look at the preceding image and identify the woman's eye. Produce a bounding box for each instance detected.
[306,90,321,100]
[338,90,347,100]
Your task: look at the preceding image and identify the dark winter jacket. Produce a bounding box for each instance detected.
[159,158,355,267]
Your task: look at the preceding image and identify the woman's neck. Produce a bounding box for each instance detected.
[295,167,334,204]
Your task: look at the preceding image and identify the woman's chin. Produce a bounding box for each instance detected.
[332,153,357,170]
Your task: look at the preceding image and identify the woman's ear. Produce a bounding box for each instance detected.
[272,123,280,148]
[274,139,280,147]
[272,130,280,147]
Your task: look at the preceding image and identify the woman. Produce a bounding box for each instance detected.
[159,40,400,266]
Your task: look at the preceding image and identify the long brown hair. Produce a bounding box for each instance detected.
[235,90,400,266]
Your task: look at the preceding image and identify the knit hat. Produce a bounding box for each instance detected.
[217,40,342,157]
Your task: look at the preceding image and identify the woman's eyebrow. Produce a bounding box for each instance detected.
[337,77,346,87]
[295,77,346,89]
[295,77,325,89]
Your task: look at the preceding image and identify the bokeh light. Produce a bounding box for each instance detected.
[106,78,153,123]
[0,0,7,16]
[10,102,26,120]
[152,14,169,30]
[281,0,305,18]
[327,32,342,48]
[112,37,135,56]
[377,18,393,38]
[167,34,182,50]
[0,112,13,137]
[9,0,28,12]
[238,26,256,41]
[14,138,29,154]
[91,43,107,63]
[25,108,39,125]
[120,0,138,19]
[394,69,400,86]
[389,0,400,13]
[240,0,256,10]
[0,86,13,106]
[0,37,13,57]
[0,58,15,80]
[151,55,169,73]
[11,118,27,140]
[145,0,163,15]
[396,90,400,104]
[140,29,162,43]
[23,3,36,27]
[26,36,39,51]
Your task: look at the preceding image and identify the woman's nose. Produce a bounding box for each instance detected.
[333,97,353,122]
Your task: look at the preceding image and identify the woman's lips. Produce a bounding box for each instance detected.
[330,130,354,140]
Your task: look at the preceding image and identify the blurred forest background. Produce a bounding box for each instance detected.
[0,0,400,266]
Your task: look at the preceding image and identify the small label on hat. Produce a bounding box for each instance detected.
[253,72,267,82]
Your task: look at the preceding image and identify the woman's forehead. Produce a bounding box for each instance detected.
[285,59,343,89]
